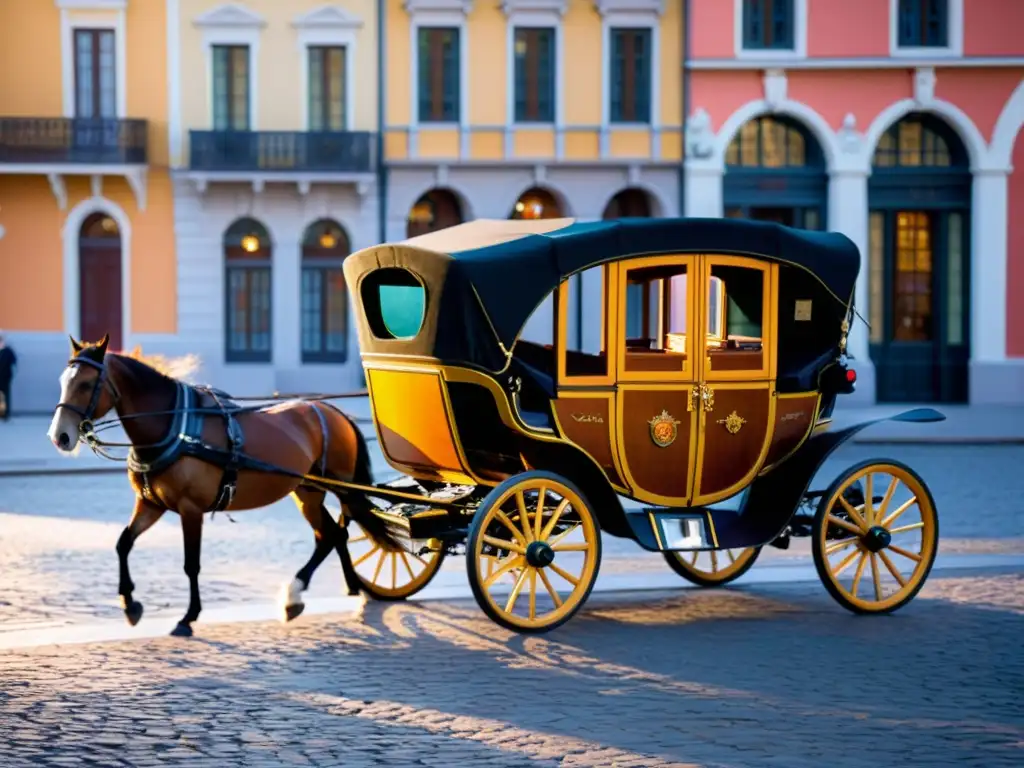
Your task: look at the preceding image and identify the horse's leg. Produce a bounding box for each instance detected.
[334,501,363,597]
[170,504,204,638]
[116,496,166,626]
[280,487,346,621]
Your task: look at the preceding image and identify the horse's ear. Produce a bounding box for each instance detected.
[69,335,83,356]
[97,333,110,355]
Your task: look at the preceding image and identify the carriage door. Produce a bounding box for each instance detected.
[690,256,777,506]
[611,255,699,506]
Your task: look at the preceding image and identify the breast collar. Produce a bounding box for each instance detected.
[127,382,199,475]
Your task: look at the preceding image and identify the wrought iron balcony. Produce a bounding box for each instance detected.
[189,130,374,173]
[0,117,148,165]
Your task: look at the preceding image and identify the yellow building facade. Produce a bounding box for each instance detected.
[385,0,683,242]
[0,0,175,412]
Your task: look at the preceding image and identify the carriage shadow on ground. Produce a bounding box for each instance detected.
[1,573,1021,768]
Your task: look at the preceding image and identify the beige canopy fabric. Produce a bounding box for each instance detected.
[401,218,576,253]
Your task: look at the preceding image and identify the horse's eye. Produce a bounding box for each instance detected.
[75,381,91,394]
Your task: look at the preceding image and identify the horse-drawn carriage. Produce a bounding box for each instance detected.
[338,216,942,632]
[53,216,942,637]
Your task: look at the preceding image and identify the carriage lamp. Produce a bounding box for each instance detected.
[241,234,260,253]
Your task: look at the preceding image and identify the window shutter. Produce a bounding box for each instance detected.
[635,29,651,123]
[927,0,948,46]
[442,28,459,121]
[743,0,762,48]
[417,29,432,121]
[538,29,555,122]
[610,30,623,122]
[773,0,793,48]
[898,0,919,46]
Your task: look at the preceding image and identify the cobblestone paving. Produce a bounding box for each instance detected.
[0,444,1022,631]
[0,574,1021,767]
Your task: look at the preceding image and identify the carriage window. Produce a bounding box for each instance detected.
[564,265,609,377]
[706,264,765,372]
[361,268,426,340]
[623,263,689,373]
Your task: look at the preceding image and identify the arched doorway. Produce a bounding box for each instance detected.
[510,187,563,219]
[407,189,463,238]
[78,212,123,351]
[723,115,826,230]
[300,219,350,363]
[224,217,272,362]
[868,113,971,403]
[603,188,654,219]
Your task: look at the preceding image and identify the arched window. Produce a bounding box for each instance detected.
[407,189,464,238]
[510,187,563,219]
[224,217,272,362]
[603,188,654,219]
[725,116,821,168]
[301,219,350,363]
[871,114,965,168]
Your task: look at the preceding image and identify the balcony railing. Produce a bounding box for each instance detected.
[0,117,148,165]
[189,130,374,173]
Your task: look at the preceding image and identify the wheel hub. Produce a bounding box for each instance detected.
[525,541,555,568]
[862,525,892,553]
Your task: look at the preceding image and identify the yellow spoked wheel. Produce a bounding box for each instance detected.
[466,470,602,634]
[812,459,938,614]
[663,546,761,587]
[346,520,446,601]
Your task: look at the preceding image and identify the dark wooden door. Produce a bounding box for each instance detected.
[869,209,969,403]
[79,231,123,351]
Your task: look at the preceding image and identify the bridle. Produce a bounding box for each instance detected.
[55,355,122,448]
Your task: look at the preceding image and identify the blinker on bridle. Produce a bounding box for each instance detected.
[55,355,122,444]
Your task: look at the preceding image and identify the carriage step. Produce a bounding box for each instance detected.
[641,510,713,551]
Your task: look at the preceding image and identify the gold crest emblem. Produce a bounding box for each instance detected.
[716,410,747,434]
[648,409,681,448]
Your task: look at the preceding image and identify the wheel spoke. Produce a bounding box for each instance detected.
[528,570,538,619]
[353,545,380,568]
[864,473,874,526]
[878,550,906,587]
[534,486,546,541]
[827,514,863,537]
[390,553,398,589]
[726,549,736,564]
[832,547,862,577]
[837,496,869,531]
[505,568,530,612]
[371,550,386,584]
[547,523,581,549]
[349,535,369,545]
[826,536,859,555]
[881,497,917,529]
[484,555,525,589]
[710,550,719,572]
[399,551,415,580]
[888,544,922,563]
[493,509,527,546]
[850,551,869,597]
[889,522,924,535]
[870,553,883,601]
[515,492,534,543]
[689,551,699,566]
[538,568,563,608]
[877,476,900,520]
[549,562,580,587]
[483,536,526,555]
[539,499,570,541]
[551,542,590,552]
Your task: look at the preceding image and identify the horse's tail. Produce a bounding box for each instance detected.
[321,402,403,552]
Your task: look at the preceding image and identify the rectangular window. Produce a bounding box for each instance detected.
[623,262,690,373]
[418,27,460,123]
[213,45,250,130]
[308,46,346,131]
[514,27,555,123]
[74,29,116,118]
[301,267,348,362]
[742,0,795,50]
[609,28,651,124]
[897,0,948,48]
[226,265,271,362]
[563,266,609,378]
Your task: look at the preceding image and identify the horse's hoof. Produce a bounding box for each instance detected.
[347,587,360,597]
[170,622,193,638]
[124,601,144,626]
[284,603,305,622]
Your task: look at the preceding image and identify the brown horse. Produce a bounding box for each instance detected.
[47,334,401,637]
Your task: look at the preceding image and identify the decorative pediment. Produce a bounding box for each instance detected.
[55,0,126,10]
[593,0,664,16]
[193,3,266,29]
[403,0,473,14]
[501,0,568,16]
[293,5,364,30]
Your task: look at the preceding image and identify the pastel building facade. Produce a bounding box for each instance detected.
[684,0,1024,405]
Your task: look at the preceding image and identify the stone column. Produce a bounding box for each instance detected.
[272,234,302,372]
[683,161,723,218]
[970,168,1011,402]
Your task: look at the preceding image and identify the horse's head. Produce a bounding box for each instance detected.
[48,333,117,452]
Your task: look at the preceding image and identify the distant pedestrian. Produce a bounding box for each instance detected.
[0,332,16,421]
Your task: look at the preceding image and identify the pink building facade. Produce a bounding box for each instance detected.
[685,0,1024,405]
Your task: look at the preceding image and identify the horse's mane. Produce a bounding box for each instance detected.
[117,346,202,382]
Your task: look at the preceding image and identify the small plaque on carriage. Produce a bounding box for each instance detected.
[794,300,813,321]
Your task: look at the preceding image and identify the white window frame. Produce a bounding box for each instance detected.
[58,0,128,119]
[193,3,265,131]
[503,0,566,132]
[293,6,363,132]
[889,0,963,58]
[597,0,663,130]
[733,0,807,60]
[407,0,471,149]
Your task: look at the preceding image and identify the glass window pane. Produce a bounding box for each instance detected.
[623,263,688,373]
[301,268,322,353]
[378,285,424,339]
[565,265,608,377]
[707,264,765,372]
[892,210,933,342]
[946,212,963,345]
[869,211,885,343]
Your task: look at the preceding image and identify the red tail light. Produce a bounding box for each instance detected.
[846,369,857,383]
